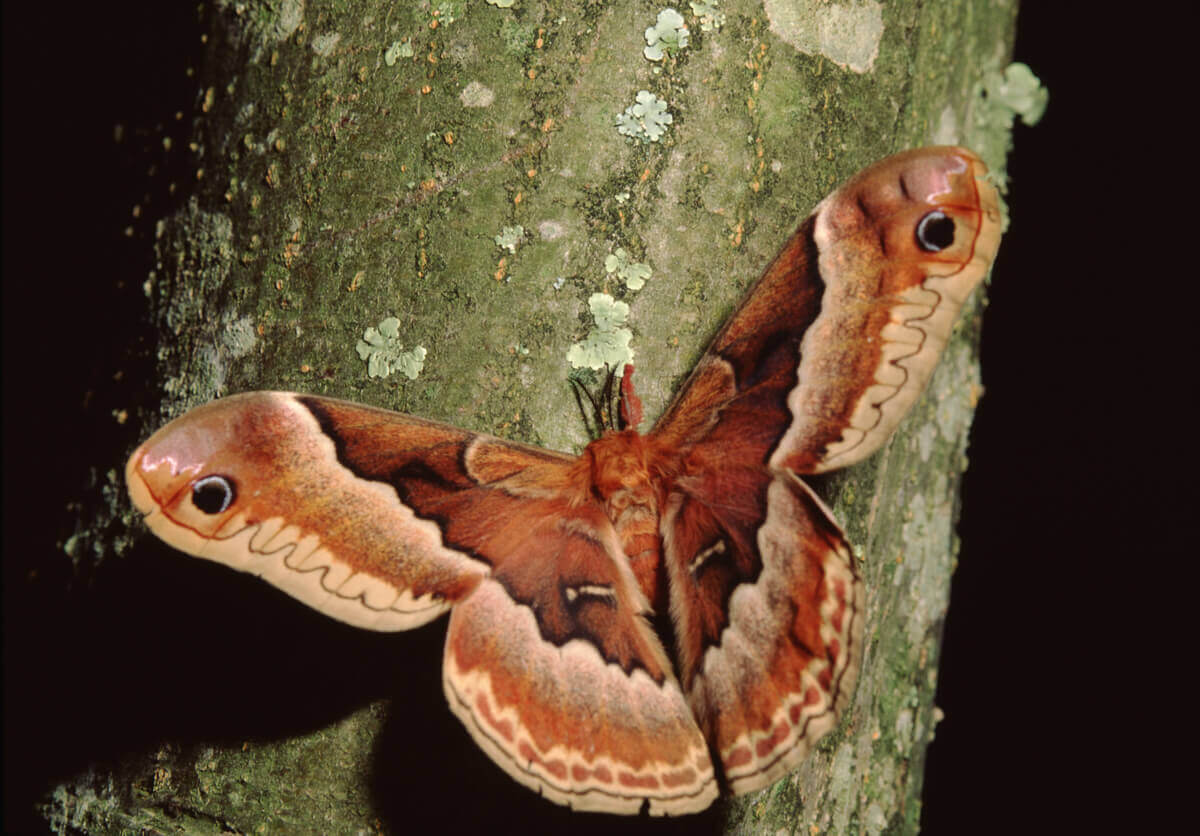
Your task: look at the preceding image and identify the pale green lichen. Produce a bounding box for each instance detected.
[459,80,495,107]
[311,32,341,57]
[356,317,426,380]
[616,90,673,143]
[486,0,516,8]
[566,293,634,371]
[978,62,1048,128]
[689,1,725,32]
[433,0,464,24]
[644,9,689,60]
[968,62,1049,229]
[384,39,413,65]
[605,248,652,290]
[494,225,525,253]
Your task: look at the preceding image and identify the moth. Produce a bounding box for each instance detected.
[126,147,1001,815]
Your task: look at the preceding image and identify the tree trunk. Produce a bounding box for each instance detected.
[43,1,1017,832]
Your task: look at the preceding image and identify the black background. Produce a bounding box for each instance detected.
[4,5,1157,833]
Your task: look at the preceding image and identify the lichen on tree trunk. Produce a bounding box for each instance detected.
[47,0,1018,833]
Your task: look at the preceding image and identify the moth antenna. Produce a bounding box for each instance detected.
[569,375,603,440]
[601,365,618,431]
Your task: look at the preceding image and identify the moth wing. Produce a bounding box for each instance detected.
[126,392,502,631]
[441,501,716,815]
[652,146,1002,475]
[127,392,717,813]
[660,457,862,794]
[649,147,1000,791]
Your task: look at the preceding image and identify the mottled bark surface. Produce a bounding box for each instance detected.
[39,1,1017,833]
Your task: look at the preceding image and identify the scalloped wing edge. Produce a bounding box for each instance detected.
[443,578,719,815]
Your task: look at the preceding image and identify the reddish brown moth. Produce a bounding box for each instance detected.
[126,147,1002,815]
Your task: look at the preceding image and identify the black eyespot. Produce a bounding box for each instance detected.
[915,210,956,252]
[191,475,236,514]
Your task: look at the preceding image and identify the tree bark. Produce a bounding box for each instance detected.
[44,1,1017,832]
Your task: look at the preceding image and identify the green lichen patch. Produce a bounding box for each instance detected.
[689,1,725,33]
[432,0,465,25]
[977,62,1048,128]
[960,62,1048,227]
[604,247,652,290]
[616,90,674,143]
[384,38,414,65]
[566,293,633,372]
[356,316,427,379]
[493,224,525,253]
[644,8,690,61]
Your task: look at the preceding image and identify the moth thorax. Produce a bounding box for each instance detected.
[581,432,655,514]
